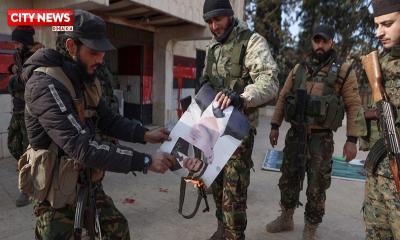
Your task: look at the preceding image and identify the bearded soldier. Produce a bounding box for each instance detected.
[266,25,366,240]
[201,0,279,239]
[21,10,182,239]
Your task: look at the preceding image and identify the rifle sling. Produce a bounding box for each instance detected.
[178,178,209,219]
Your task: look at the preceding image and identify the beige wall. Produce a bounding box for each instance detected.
[173,40,208,59]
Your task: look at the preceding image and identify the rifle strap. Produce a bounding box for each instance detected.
[178,178,209,219]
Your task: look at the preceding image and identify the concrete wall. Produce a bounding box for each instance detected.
[132,0,205,27]
[173,40,208,59]
[152,0,246,126]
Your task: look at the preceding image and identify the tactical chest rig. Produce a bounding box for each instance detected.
[19,66,104,209]
[206,29,254,96]
[283,58,352,131]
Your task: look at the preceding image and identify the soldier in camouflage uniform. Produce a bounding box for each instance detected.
[8,26,43,207]
[266,25,366,240]
[7,26,37,160]
[201,0,279,239]
[363,1,400,239]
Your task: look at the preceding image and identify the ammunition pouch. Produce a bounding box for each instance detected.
[18,144,79,209]
[365,138,387,175]
[284,93,344,130]
[283,93,296,122]
[46,155,79,209]
[313,95,345,131]
[18,144,57,202]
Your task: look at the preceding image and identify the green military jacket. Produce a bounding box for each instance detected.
[202,19,279,127]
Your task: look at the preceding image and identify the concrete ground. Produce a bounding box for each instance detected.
[0,107,367,240]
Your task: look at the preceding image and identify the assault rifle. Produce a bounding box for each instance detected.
[295,89,308,192]
[74,168,102,240]
[362,51,400,192]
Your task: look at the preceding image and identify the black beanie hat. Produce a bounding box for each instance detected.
[12,26,35,46]
[372,0,400,17]
[203,0,234,22]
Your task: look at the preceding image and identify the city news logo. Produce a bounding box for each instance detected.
[8,9,74,31]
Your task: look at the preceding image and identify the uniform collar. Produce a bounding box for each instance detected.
[390,45,400,58]
[209,19,249,48]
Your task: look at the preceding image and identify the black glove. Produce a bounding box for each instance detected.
[223,89,244,109]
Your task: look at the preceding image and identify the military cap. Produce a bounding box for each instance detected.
[12,26,35,46]
[203,0,234,22]
[66,9,114,51]
[372,0,400,17]
[312,24,335,40]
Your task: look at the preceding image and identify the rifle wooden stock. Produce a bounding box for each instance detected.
[362,51,385,102]
[389,159,400,192]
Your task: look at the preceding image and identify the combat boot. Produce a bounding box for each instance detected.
[265,206,294,233]
[302,222,318,240]
[207,220,224,240]
[15,192,30,207]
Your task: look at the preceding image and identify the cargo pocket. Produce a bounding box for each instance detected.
[47,156,78,209]
[18,149,33,195]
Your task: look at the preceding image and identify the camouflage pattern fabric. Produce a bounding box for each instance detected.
[202,19,279,128]
[212,130,254,240]
[364,172,400,240]
[7,112,28,160]
[363,47,400,239]
[34,189,129,240]
[279,128,334,224]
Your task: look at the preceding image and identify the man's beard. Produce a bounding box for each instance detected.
[74,55,97,83]
[312,49,333,63]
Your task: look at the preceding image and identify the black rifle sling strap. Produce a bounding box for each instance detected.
[178,177,210,219]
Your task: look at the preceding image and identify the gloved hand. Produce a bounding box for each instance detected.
[222,89,244,109]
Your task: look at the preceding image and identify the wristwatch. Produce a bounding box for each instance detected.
[143,155,152,174]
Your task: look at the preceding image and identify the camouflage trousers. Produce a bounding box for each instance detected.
[212,129,255,240]
[34,189,129,240]
[279,128,334,224]
[363,173,400,240]
[7,112,28,160]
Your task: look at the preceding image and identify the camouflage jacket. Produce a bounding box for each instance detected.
[202,19,279,127]
[375,46,400,178]
[272,52,366,137]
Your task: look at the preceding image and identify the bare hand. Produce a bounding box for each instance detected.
[215,92,231,110]
[144,128,171,143]
[183,158,203,172]
[149,152,175,173]
[269,129,279,147]
[343,142,357,162]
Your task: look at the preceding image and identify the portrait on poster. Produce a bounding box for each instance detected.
[160,85,250,187]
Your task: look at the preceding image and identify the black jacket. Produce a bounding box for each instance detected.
[23,48,148,173]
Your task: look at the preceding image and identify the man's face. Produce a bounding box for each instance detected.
[311,36,334,55]
[374,12,400,49]
[66,38,105,74]
[13,41,24,50]
[207,16,232,38]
